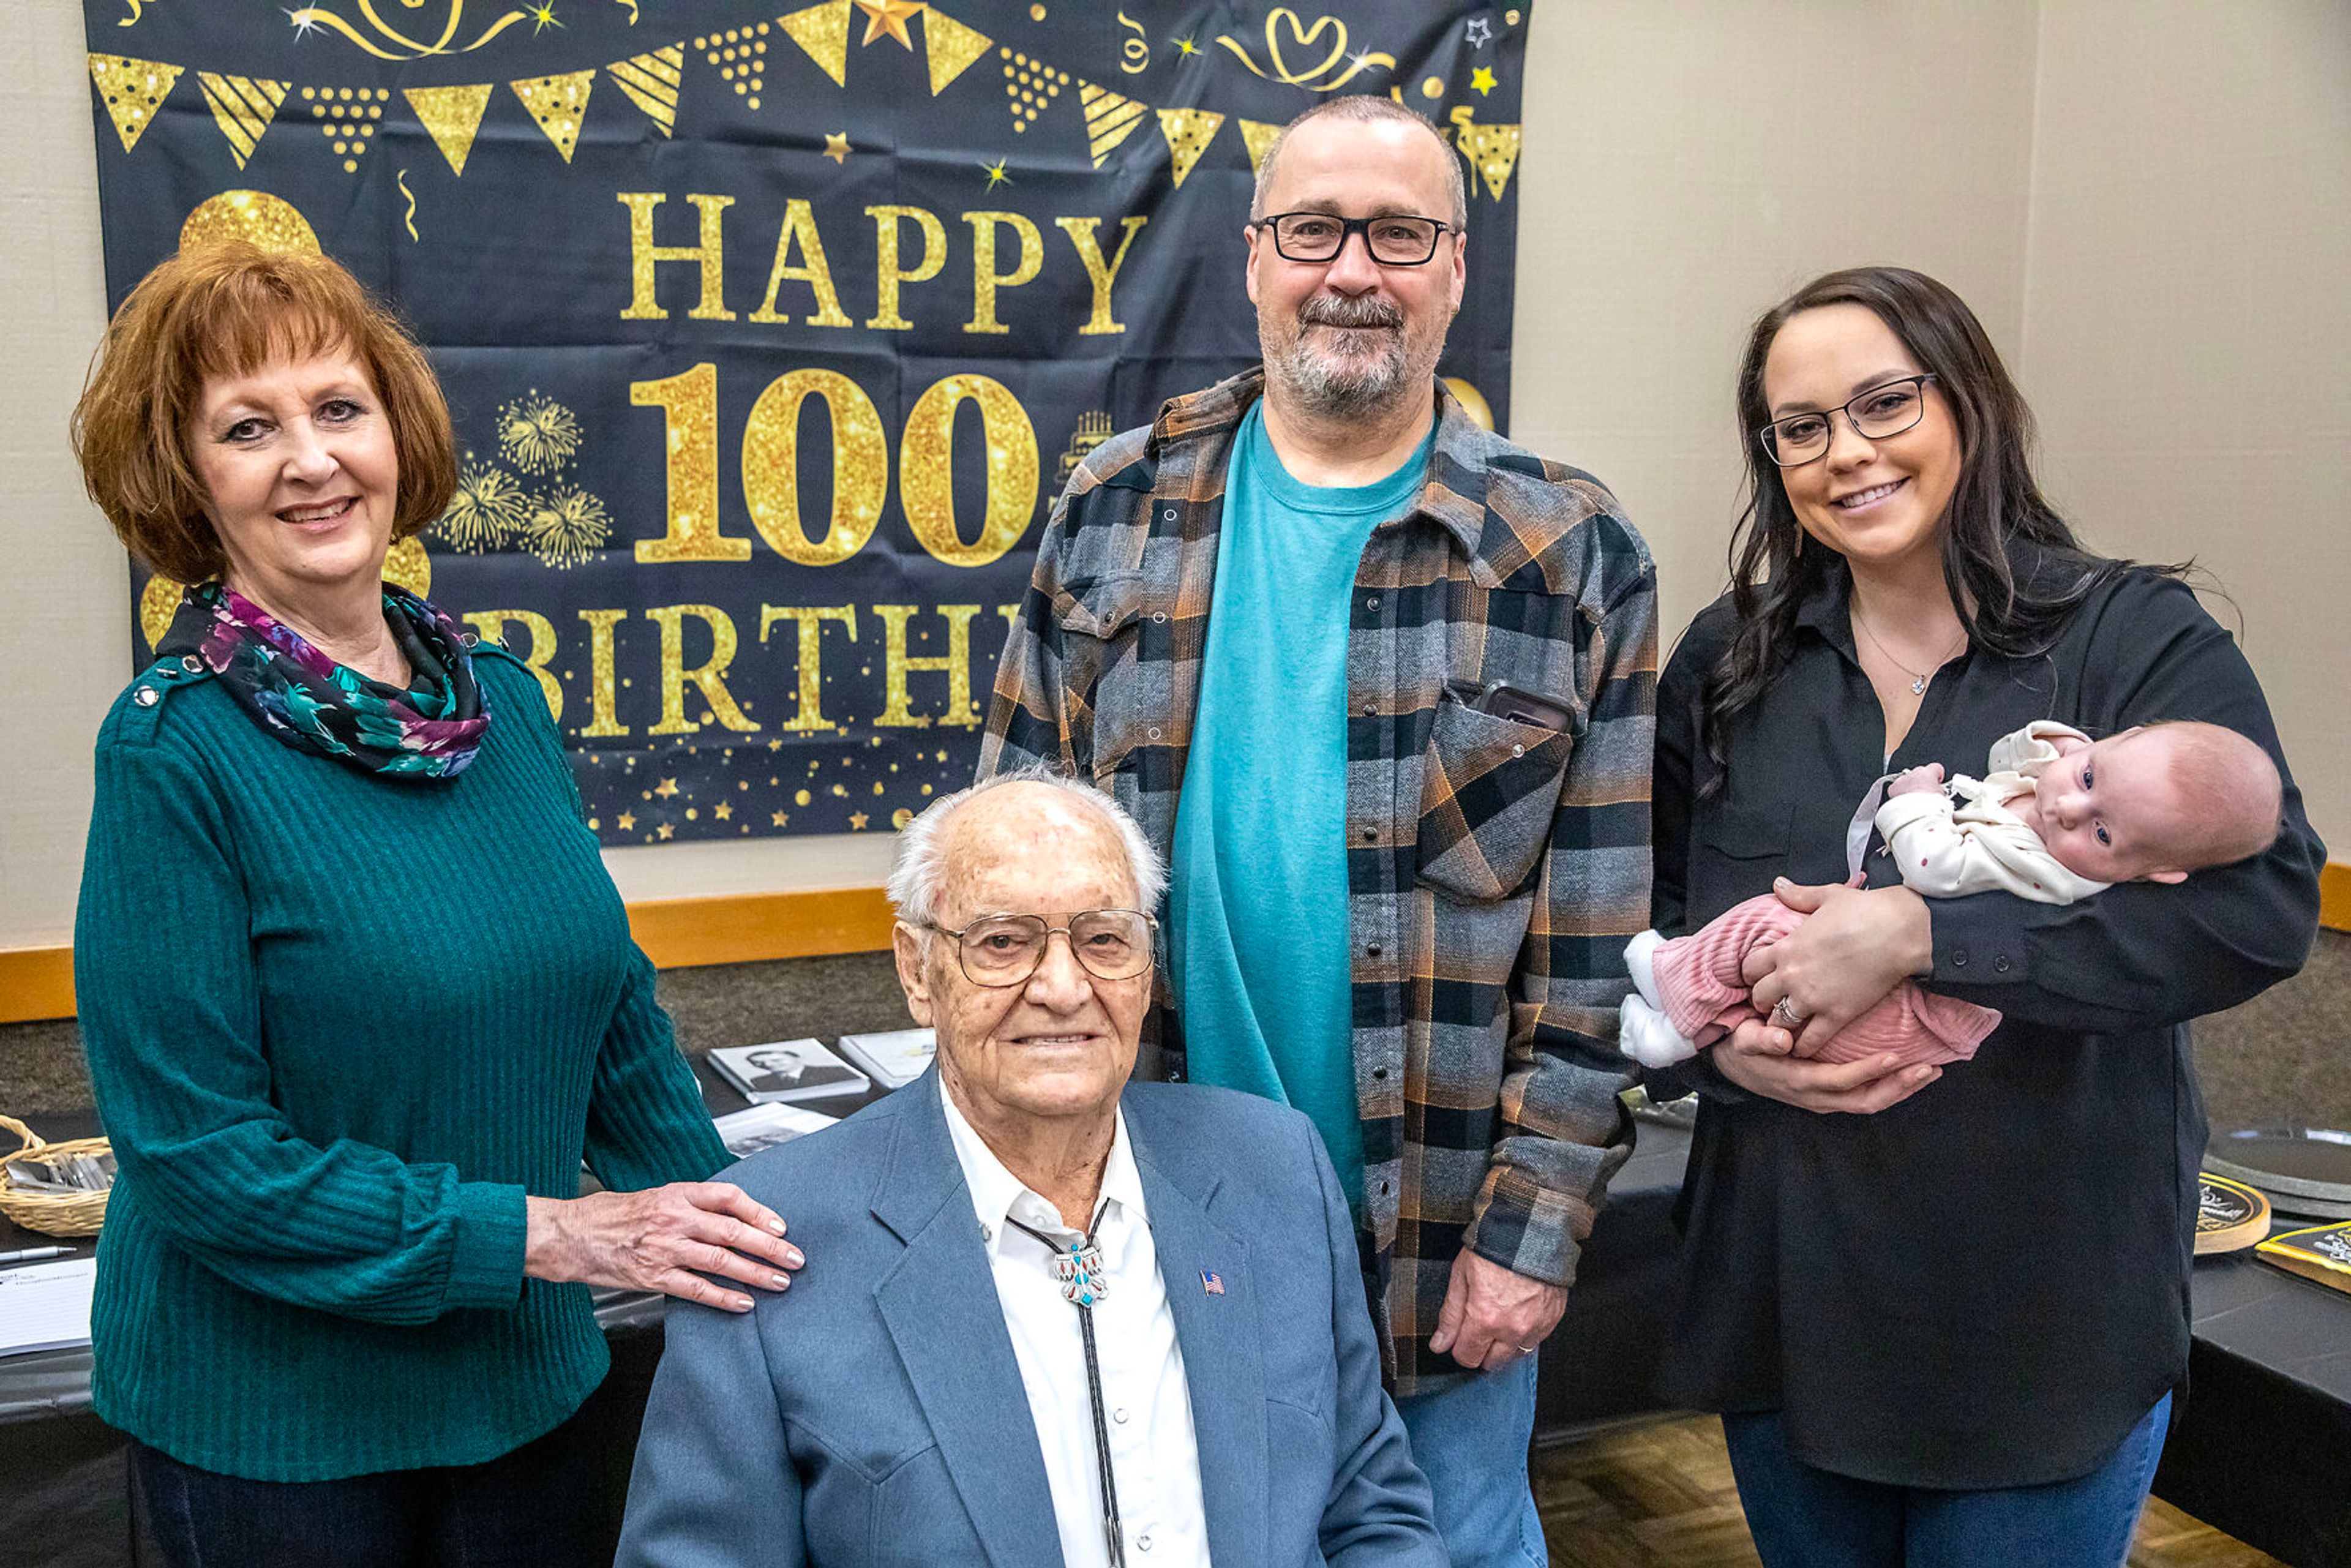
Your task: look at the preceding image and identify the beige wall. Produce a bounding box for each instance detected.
[2019,0,2349,842]
[1511,0,2347,852]
[1,1,2342,953]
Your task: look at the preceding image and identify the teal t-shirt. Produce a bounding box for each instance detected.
[1168,402,1431,1208]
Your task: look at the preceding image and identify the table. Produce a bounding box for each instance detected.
[8,1107,2350,1566]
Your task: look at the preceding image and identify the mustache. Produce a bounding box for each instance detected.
[1297,294,1403,331]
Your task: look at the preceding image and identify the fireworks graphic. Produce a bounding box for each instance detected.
[524,485,612,569]
[434,456,530,552]
[496,391,583,474]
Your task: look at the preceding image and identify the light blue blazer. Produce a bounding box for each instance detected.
[615,1070,1442,1567]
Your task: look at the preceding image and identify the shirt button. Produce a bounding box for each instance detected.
[1373,1067,1389,1081]
[1112,1408,1128,1424]
[1161,508,1177,521]
[132,686,158,707]
[1994,955,2011,973]
[1364,595,1380,610]
[1147,726,1163,740]
[460,631,479,647]
[1366,943,1382,957]
[1510,744,1525,758]
[979,1222,992,1240]
[180,655,203,673]
[1952,948,1968,968]
[1360,827,1376,842]
[1138,1536,1153,1551]
[1362,703,1377,716]
[1152,611,1168,625]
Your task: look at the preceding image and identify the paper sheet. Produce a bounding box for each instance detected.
[0,1257,96,1357]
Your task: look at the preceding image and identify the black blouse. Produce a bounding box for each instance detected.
[1650,558,2326,1490]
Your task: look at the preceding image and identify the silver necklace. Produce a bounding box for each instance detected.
[1851,606,1967,697]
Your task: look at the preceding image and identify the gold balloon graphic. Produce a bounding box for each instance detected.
[138,539,435,655]
[179,190,320,256]
[1442,377,1496,432]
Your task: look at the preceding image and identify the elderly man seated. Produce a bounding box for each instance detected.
[617,770,1443,1568]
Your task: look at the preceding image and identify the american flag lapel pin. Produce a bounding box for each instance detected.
[1202,1270,1225,1296]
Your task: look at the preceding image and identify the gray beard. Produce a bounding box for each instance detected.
[1265,298,1423,421]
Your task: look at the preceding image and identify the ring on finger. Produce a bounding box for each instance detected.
[1770,996,1805,1028]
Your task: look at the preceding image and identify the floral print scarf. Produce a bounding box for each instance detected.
[159,582,490,779]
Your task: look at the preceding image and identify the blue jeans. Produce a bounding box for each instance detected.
[1722,1392,2172,1568]
[1392,1353,1547,1567]
[129,1401,609,1568]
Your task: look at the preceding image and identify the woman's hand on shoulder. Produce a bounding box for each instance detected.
[523,1183,804,1313]
[1714,1035,1941,1114]
[1741,878,1933,1057]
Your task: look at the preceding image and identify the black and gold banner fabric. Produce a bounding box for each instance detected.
[84,0,1528,844]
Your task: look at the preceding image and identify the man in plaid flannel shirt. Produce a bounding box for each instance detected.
[980,98,1654,1562]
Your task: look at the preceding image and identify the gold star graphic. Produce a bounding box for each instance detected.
[616,811,636,831]
[849,811,871,830]
[654,778,680,798]
[713,801,733,820]
[771,810,790,827]
[823,132,851,164]
[655,821,675,839]
[1470,65,1496,96]
[527,1,562,34]
[853,0,924,49]
[980,156,1012,190]
[768,738,784,751]
[1172,34,1199,57]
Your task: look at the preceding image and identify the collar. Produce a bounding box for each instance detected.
[1144,366,1508,565]
[940,1084,1149,1259]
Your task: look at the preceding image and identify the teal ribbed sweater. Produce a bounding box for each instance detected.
[74,645,727,1482]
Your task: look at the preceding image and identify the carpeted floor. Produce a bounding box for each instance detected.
[6,929,2343,1128]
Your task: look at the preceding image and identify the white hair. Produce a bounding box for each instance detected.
[1250,96,1469,231]
[886,766,1167,928]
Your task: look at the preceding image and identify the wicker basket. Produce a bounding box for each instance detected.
[0,1114,111,1237]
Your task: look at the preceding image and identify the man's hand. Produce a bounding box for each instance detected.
[1426,1248,1568,1372]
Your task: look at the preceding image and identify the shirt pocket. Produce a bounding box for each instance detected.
[1415,691,1577,904]
[1048,569,1146,784]
[1689,800,1794,922]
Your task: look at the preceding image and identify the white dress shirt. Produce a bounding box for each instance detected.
[941,1091,1212,1567]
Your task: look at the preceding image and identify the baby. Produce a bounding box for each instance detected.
[1620,720,2283,1069]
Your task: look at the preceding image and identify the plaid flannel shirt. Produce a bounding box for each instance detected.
[978,369,1655,1392]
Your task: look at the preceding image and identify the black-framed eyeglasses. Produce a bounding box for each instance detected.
[1758,374,1939,467]
[923,909,1158,988]
[1252,211,1458,266]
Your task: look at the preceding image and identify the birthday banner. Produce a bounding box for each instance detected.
[84,0,1528,845]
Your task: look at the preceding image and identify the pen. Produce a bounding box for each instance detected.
[0,1246,72,1264]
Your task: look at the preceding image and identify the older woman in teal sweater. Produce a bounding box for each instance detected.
[69,243,803,1567]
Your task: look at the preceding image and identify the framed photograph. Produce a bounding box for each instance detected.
[708,1040,869,1105]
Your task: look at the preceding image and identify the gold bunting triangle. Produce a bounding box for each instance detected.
[1238,118,1280,174]
[918,7,991,96]
[404,83,492,176]
[1449,107,1521,201]
[511,70,594,163]
[778,0,852,88]
[89,53,182,153]
[197,73,288,169]
[1076,79,1146,168]
[608,44,684,135]
[1156,106,1223,189]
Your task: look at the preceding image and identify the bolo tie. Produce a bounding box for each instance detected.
[1003,1201,1125,1568]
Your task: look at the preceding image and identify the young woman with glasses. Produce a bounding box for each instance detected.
[1646,266,2323,1566]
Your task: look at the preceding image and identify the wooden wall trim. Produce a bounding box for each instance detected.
[623,886,896,971]
[0,884,898,1026]
[0,947,75,1027]
[8,866,2347,1027]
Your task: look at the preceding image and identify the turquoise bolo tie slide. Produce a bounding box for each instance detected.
[1051,1243,1109,1308]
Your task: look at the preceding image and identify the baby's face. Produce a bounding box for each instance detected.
[2027,728,2192,885]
